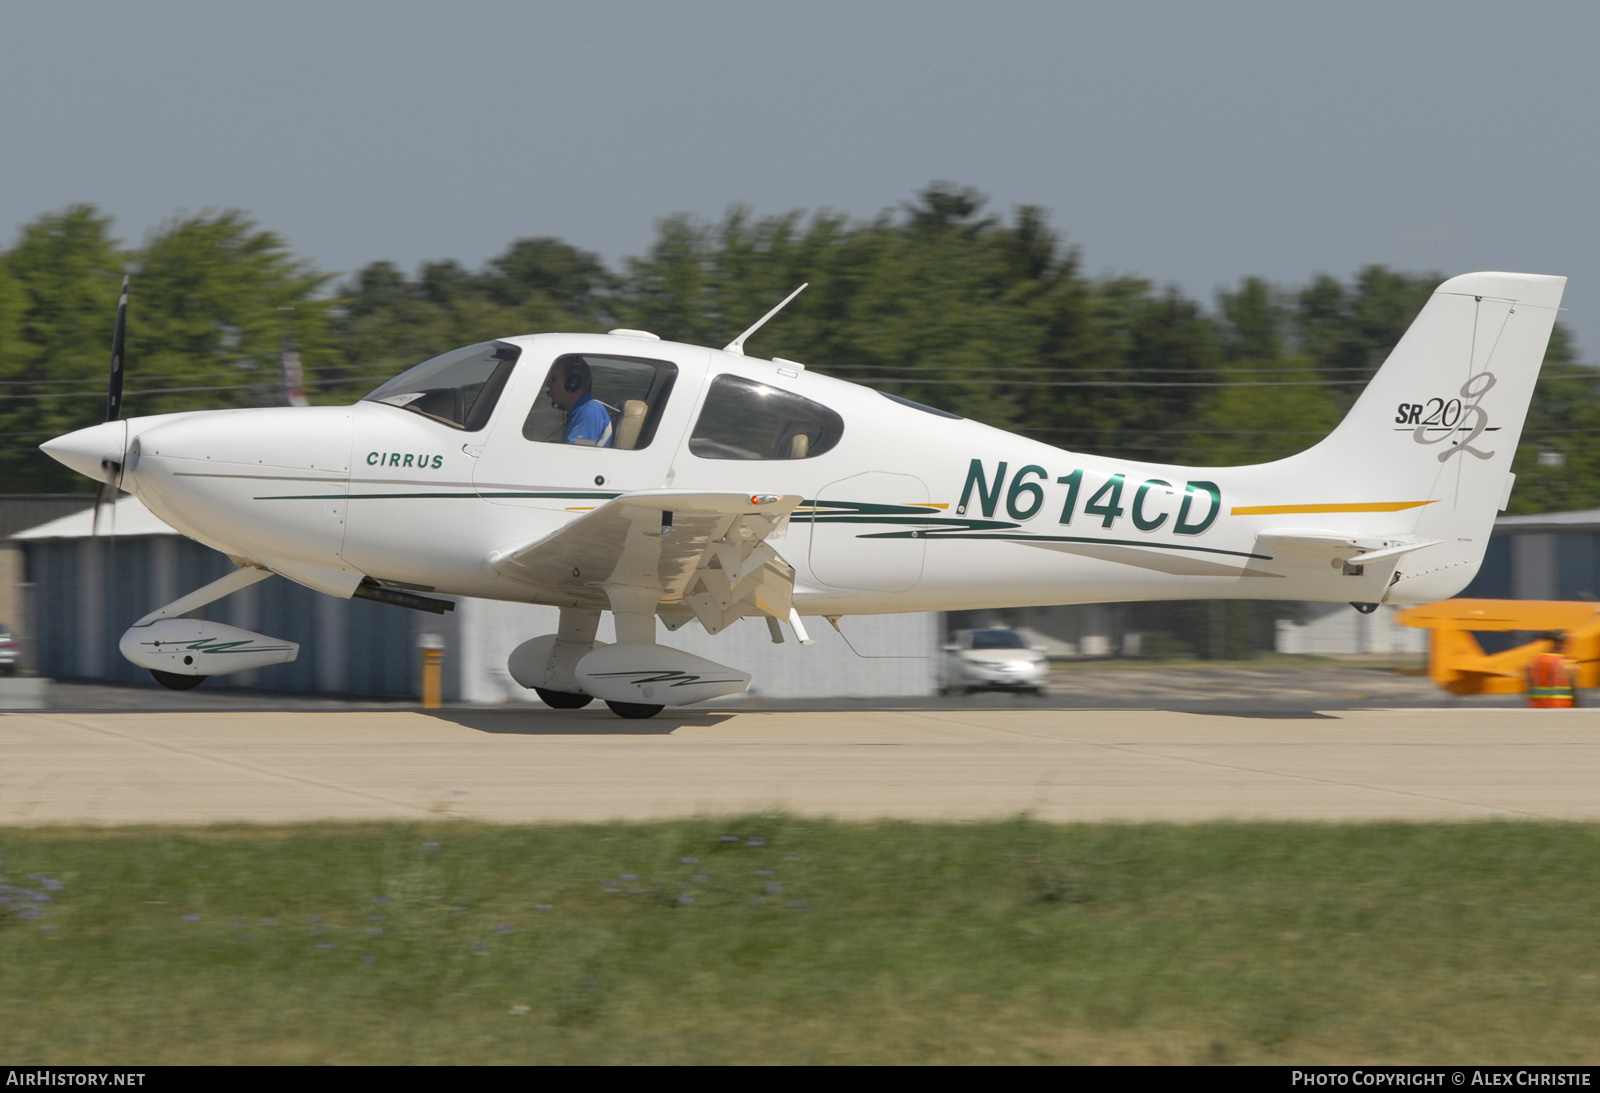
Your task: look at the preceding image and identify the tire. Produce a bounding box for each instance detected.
[535,687,593,710]
[605,700,665,719]
[151,670,206,691]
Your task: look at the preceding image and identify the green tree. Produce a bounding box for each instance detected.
[1,205,125,490]
[809,187,1045,431]
[1186,277,1339,466]
[130,210,333,417]
[1081,279,1221,462]
[0,206,336,490]
[1295,266,1441,408]
[618,186,1090,436]
[1506,325,1600,513]
[0,263,22,396]
[330,237,613,384]
[5,187,1595,520]
[483,236,615,321]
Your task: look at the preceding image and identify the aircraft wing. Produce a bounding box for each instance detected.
[487,490,801,632]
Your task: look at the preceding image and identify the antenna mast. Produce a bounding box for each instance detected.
[723,283,808,356]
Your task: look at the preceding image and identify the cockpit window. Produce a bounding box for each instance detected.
[522,354,678,449]
[363,342,519,432]
[688,374,843,460]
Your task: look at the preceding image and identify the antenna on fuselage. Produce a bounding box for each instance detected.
[723,283,808,356]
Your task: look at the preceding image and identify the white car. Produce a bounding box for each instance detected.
[938,629,1048,696]
[0,626,17,675]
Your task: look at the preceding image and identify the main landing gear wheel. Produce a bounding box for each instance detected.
[605,700,665,719]
[535,687,594,710]
[150,670,206,691]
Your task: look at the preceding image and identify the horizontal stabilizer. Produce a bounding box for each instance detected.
[1346,540,1442,565]
[1256,528,1440,563]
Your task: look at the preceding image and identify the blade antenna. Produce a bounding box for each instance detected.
[723,283,807,356]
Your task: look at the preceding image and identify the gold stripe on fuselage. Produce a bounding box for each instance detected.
[1230,500,1439,516]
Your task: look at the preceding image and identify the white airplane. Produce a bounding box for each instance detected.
[41,271,1565,717]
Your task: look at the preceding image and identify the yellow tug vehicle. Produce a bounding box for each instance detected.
[1398,599,1600,696]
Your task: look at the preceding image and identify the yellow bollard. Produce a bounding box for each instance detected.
[417,632,444,709]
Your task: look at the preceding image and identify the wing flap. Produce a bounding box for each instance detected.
[488,490,801,624]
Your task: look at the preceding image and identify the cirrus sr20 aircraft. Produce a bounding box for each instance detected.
[41,271,1565,717]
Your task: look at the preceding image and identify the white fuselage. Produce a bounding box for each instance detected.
[89,329,1464,615]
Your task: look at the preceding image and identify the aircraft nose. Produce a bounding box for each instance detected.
[40,420,127,483]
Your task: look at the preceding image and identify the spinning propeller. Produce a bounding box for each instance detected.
[91,275,130,536]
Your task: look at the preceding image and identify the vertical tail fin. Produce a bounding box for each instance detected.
[1283,272,1565,602]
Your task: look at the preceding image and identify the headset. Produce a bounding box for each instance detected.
[558,358,589,394]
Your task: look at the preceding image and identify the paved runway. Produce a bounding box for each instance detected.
[3,705,1598,825]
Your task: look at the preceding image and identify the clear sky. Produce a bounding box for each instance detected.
[3,1,1597,355]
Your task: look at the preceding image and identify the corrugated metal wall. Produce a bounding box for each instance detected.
[20,533,934,701]
[1457,533,1600,603]
[23,536,451,698]
[1459,537,1512,599]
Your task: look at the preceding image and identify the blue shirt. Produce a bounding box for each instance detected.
[566,393,613,447]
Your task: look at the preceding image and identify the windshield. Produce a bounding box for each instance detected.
[363,342,520,431]
[970,630,1027,650]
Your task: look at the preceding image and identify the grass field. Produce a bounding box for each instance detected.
[2,819,1598,1064]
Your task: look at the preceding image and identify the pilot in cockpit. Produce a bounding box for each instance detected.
[547,359,614,447]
